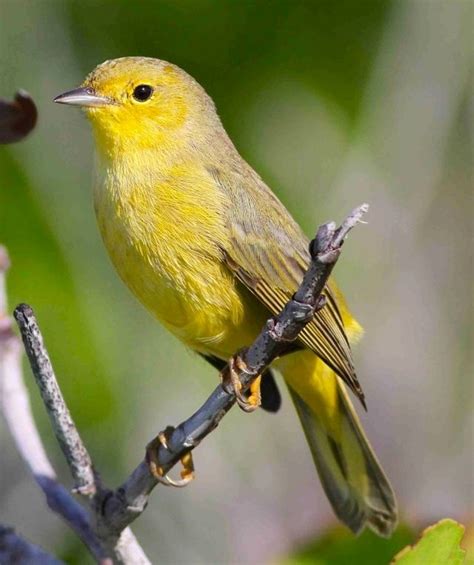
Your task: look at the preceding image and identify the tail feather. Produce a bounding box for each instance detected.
[290,386,397,537]
[279,351,398,537]
[290,386,397,536]
[338,383,398,536]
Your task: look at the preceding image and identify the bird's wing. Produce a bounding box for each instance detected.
[210,165,365,406]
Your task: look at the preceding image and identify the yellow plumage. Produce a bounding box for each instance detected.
[56,57,397,535]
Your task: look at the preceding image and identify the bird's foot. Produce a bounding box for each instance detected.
[222,355,261,413]
[146,426,195,487]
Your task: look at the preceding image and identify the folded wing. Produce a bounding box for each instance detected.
[210,165,365,406]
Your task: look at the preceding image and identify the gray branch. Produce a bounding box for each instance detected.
[13,304,98,498]
[0,246,149,564]
[2,204,368,561]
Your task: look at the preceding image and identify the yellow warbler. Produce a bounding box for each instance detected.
[55,57,397,536]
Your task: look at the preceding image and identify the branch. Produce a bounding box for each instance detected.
[0,248,108,561]
[0,247,149,564]
[13,304,98,497]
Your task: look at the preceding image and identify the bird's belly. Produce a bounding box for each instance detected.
[98,209,265,358]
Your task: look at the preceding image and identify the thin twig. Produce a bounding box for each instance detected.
[13,304,98,498]
[0,247,108,563]
[10,301,152,563]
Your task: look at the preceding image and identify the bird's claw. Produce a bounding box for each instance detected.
[222,355,261,413]
[146,427,195,488]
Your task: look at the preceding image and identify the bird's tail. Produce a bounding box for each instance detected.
[277,351,398,537]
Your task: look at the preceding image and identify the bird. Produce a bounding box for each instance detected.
[54,56,397,536]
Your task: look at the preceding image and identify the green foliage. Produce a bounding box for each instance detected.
[393,519,466,565]
[285,520,469,565]
[284,524,414,565]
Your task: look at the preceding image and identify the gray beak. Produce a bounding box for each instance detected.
[53,86,112,107]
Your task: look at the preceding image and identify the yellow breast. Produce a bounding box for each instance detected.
[93,148,259,354]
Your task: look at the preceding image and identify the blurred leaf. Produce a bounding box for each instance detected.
[0,91,37,144]
[283,524,413,565]
[392,519,466,565]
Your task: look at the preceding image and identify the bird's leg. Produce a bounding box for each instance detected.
[221,354,261,413]
[146,426,195,487]
[247,375,262,409]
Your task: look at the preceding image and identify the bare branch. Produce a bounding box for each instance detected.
[0,247,108,562]
[0,525,63,565]
[10,302,152,563]
[12,304,98,498]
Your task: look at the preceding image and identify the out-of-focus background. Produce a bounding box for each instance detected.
[0,1,472,563]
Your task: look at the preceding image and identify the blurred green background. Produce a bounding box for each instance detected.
[0,0,472,563]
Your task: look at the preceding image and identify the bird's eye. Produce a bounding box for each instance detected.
[132,84,153,102]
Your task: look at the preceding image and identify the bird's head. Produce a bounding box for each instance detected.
[54,57,215,153]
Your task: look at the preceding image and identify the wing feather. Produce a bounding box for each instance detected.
[211,165,365,406]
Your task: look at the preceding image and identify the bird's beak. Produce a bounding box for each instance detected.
[53,86,112,108]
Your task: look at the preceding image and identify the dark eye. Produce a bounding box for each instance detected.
[133,84,153,102]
